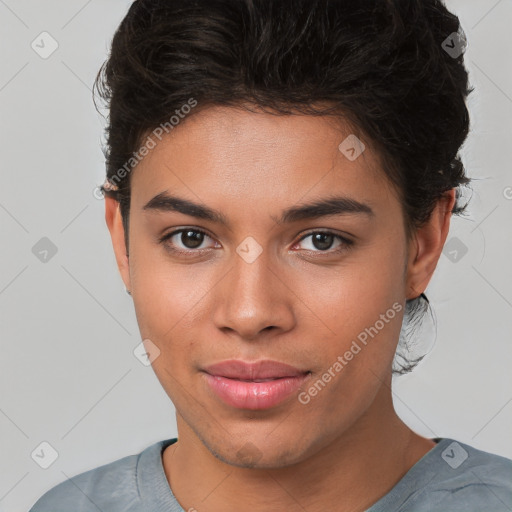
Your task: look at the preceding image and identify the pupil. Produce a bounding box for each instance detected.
[182,230,204,248]
[312,233,333,251]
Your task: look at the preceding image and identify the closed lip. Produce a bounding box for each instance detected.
[202,359,309,380]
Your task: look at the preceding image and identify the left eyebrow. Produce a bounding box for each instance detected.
[273,195,375,224]
[142,191,374,228]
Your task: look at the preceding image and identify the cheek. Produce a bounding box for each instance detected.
[296,285,405,429]
[128,236,214,336]
[291,243,404,332]
[292,245,406,394]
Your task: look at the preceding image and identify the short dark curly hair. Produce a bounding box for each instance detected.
[93,0,473,374]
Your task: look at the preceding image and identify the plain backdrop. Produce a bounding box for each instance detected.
[0,1,511,510]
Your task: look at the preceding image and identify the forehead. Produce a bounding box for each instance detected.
[130,106,397,213]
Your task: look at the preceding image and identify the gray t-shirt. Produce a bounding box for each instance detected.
[29,437,512,512]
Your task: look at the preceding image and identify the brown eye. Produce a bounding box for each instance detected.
[159,228,218,254]
[180,230,205,249]
[310,232,335,251]
[296,231,353,253]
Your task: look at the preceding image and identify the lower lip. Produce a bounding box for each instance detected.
[202,372,310,410]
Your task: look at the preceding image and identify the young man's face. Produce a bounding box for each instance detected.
[107,106,448,468]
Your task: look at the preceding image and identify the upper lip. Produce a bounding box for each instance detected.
[202,359,309,380]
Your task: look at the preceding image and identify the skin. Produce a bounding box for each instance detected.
[105,105,455,512]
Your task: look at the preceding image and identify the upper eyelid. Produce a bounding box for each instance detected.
[160,227,218,249]
[297,229,352,241]
[161,226,213,239]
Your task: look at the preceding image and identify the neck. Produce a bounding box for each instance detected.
[162,385,435,512]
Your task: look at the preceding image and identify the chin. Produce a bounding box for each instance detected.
[198,427,316,469]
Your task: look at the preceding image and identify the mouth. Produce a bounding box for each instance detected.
[201,359,311,410]
[202,358,308,379]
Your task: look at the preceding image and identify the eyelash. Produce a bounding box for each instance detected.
[158,228,355,258]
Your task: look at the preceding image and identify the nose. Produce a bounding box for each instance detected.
[211,247,296,341]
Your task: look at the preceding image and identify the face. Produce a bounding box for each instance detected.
[107,106,447,468]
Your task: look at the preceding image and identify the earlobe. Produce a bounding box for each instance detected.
[104,196,131,292]
[405,189,456,300]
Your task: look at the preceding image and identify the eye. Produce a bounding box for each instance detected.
[293,231,354,254]
[159,228,219,254]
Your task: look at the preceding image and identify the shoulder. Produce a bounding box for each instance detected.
[403,439,512,512]
[436,440,512,505]
[28,440,169,512]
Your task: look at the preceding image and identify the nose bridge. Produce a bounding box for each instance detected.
[212,242,295,338]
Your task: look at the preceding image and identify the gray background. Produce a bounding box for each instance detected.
[1,1,511,511]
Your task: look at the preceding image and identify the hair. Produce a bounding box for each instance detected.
[93,0,474,374]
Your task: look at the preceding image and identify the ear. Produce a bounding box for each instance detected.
[105,196,131,292]
[405,189,456,300]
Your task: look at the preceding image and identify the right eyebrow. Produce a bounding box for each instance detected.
[143,192,230,227]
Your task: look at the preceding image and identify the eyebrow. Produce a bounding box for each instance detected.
[143,191,375,227]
